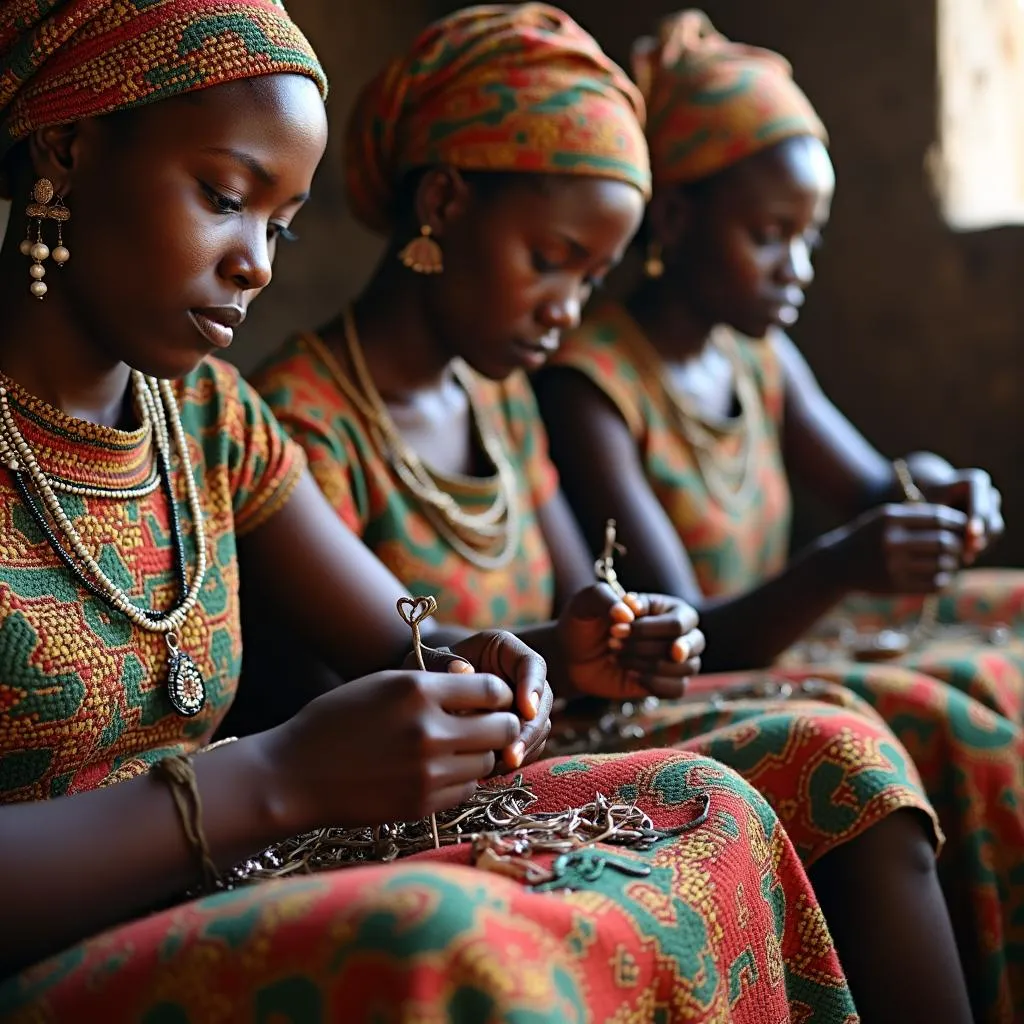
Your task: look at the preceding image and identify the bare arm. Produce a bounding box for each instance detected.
[534,490,598,613]
[0,734,292,975]
[536,366,851,669]
[774,332,897,514]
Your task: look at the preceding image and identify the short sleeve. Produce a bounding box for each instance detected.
[546,305,649,440]
[249,335,369,535]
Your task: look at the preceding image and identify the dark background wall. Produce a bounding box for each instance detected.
[3,1,1020,561]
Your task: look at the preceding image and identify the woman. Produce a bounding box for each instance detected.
[253,6,973,1020]
[0,3,847,1022]
[536,10,1024,1020]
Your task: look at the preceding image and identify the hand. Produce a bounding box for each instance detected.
[558,584,705,699]
[264,669,521,831]
[834,503,968,593]
[445,632,553,771]
[920,469,1004,563]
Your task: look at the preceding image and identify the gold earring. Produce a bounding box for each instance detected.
[398,224,443,275]
[19,178,71,300]
[643,239,664,280]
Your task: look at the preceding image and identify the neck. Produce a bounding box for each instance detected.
[327,254,454,402]
[626,276,715,365]
[0,236,132,427]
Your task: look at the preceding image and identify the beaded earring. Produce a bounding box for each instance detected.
[19,178,70,299]
[398,224,444,274]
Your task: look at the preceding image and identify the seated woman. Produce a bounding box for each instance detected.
[0,3,851,1022]
[536,10,1024,1020]
[252,5,975,1020]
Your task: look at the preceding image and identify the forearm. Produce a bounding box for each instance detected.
[0,732,297,975]
[697,534,849,670]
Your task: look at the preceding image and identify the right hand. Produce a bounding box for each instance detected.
[263,668,522,831]
[833,503,968,594]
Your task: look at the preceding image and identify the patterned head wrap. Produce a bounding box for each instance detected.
[0,0,328,197]
[633,10,826,187]
[345,2,650,235]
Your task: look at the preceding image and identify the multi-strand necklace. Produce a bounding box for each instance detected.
[0,372,208,716]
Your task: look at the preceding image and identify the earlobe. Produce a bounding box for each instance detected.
[413,164,470,239]
[27,123,78,196]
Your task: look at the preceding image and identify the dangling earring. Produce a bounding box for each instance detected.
[644,239,664,279]
[398,224,443,274]
[19,178,71,300]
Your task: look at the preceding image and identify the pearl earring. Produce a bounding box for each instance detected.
[20,178,70,300]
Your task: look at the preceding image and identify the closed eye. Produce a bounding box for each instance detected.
[270,224,299,243]
[201,182,243,215]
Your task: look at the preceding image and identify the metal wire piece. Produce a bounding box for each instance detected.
[215,778,712,889]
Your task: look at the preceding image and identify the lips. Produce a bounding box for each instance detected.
[511,335,559,371]
[188,305,245,350]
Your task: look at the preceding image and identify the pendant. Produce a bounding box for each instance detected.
[166,632,206,717]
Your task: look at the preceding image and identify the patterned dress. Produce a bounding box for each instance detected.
[549,300,1024,1021]
[0,361,856,1022]
[253,334,955,982]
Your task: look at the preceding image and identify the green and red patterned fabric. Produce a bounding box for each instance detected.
[554,300,1024,1019]
[0,359,304,803]
[552,300,792,597]
[0,0,327,196]
[343,2,651,235]
[252,332,559,629]
[0,750,859,1023]
[633,9,826,188]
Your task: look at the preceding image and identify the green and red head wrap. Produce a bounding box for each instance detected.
[634,9,827,188]
[344,2,651,235]
[0,0,328,197]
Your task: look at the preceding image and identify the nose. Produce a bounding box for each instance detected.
[781,238,814,288]
[537,288,583,333]
[219,226,273,293]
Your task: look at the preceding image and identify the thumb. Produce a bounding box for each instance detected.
[417,645,475,674]
[566,582,634,624]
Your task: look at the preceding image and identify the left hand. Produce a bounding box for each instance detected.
[409,632,553,772]
[920,469,1004,564]
[559,584,705,699]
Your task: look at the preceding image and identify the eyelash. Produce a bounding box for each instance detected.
[202,183,298,243]
[532,252,603,290]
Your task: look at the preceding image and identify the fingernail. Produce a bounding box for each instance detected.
[608,637,624,652]
[527,692,540,717]
[671,638,690,663]
[508,742,525,768]
[610,622,632,639]
[448,659,474,673]
[624,593,643,615]
[610,602,635,624]
[969,518,984,536]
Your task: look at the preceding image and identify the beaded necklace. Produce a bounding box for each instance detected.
[0,372,209,716]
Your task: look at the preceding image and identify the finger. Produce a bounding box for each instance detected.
[443,710,522,755]
[430,752,497,788]
[889,529,964,555]
[507,638,548,722]
[904,553,960,575]
[628,612,703,642]
[427,779,485,815]
[622,593,700,632]
[507,683,554,764]
[434,672,515,713]
[618,628,706,663]
[517,719,553,769]
[617,665,694,699]
[898,571,954,594]
[885,504,968,531]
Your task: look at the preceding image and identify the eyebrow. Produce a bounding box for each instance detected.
[201,146,310,202]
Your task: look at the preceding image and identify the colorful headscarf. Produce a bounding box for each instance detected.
[0,0,327,197]
[633,10,826,187]
[345,3,650,235]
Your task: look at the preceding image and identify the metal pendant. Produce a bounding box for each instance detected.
[166,633,206,717]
